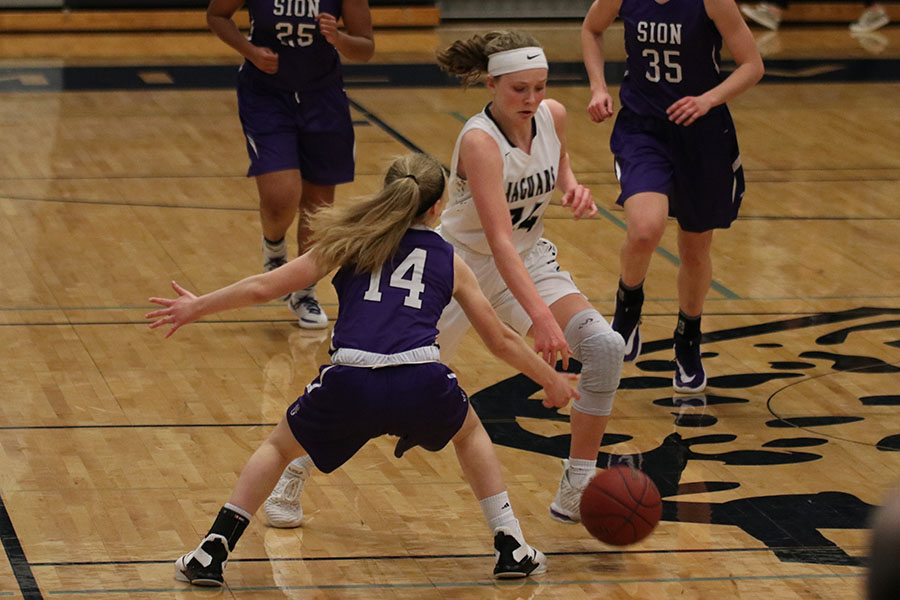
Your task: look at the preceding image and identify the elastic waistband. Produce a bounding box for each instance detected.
[330,345,441,368]
[239,63,342,95]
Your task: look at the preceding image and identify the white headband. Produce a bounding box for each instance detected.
[487,47,549,76]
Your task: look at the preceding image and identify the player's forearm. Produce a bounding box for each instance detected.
[207,14,258,60]
[581,28,610,94]
[191,274,277,319]
[488,325,562,388]
[703,60,764,107]
[556,153,579,195]
[490,240,555,325]
[333,32,375,62]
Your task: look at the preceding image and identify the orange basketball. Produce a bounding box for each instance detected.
[580,466,662,546]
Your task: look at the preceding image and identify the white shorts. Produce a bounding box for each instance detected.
[437,238,582,361]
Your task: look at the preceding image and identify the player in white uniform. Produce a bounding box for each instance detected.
[436,31,626,524]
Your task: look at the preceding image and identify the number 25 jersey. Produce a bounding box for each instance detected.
[243,0,344,91]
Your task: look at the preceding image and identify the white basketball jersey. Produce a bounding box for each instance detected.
[440,101,561,256]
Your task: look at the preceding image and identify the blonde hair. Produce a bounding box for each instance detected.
[309,153,446,274]
[436,30,542,87]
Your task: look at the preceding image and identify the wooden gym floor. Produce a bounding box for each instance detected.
[0,14,899,600]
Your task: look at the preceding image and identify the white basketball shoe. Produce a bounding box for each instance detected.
[289,288,329,329]
[265,461,310,528]
[174,533,229,587]
[492,526,548,578]
[549,460,587,524]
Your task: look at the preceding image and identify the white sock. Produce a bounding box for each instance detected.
[263,237,287,258]
[223,502,252,521]
[290,455,313,470]
[479,491,518,534]
[567,457,597,489]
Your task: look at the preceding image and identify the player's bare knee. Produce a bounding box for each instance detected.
[627,223,665,252]
[564,309,625,416]
[678,250,710,271]
[261,203,296,225]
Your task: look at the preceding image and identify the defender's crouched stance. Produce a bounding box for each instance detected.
[148,154,579,585]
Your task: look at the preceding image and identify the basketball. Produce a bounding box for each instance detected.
[580,466,662,546]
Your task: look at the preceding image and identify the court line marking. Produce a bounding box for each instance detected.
[42,572,863,595]
[4,304,900,330]
[3,167,897,182]
[27,544,866,566]
[4,57,900,93]
[3,303,900,313]
[0,423,276,431]
[767,359,900,450]
[0,194,258,211]
[0,491,42,599]
[2,302,900,314]
[5,193,899,222]
[347,97,421,153]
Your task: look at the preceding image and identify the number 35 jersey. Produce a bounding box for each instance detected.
[441,101,560,257]
[243,0,343,91]
[619,0,724,119]
[330,227,455,356]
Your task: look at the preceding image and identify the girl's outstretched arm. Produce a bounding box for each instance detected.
[147,250,327,338]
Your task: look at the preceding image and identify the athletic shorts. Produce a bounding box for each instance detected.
[285,362,469,473]
[610,104,745,233]
[237,72,355,184]
[436,237,582,361]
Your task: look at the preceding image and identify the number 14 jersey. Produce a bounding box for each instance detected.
[330,227,455,356]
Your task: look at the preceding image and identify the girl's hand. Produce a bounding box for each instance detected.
[317,13,339,46]
[542,372,581,409]
[667,95,713,126]
[531,314,572,370]
[587,89,615,123]
[250,45,279,74]
[146,281,199,338]
[561,184,598,220]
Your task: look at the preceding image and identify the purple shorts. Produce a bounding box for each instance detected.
[285,363,469,473]
[610,105,744,233]
[237,73,355,185]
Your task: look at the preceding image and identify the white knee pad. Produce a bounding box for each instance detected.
[564,309,625,416]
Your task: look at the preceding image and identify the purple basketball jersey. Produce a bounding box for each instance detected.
[619,0,724,118]
[330,228,455,355]
[242,0,344,91]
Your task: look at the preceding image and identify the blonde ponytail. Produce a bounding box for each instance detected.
[310,153,446,274]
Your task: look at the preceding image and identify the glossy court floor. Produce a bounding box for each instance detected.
[0,16,899,600]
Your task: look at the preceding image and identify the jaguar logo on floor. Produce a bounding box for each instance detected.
[471,307,900,566]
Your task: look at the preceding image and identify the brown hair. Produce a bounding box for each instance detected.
[436,30,542,87]
[309,153,446,273]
